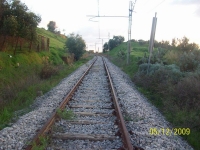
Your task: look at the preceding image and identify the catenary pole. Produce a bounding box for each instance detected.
[127,0,136,65]
[147,12,157,74]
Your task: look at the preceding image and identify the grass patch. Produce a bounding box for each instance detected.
[0,56,92,130]
[105,42,148,77]
[32,136,49,150]
[136,86,163,108]
[56,108,75,120]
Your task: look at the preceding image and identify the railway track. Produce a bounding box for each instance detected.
[24,56,143,150]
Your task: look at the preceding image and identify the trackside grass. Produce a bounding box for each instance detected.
[0,28,93,130]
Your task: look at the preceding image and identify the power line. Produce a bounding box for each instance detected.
[146,0,165,13]
[135,0,165,15]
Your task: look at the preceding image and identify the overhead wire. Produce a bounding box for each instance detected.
[146,0,166,13]
[135,0,166,14]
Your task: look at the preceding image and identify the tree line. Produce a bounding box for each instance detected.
[136,37,199,52]
[0,0,41,53]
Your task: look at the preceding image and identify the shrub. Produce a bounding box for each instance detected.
[178,52,199,72]
[117,50,126,59]
[164,50,180,65]
[137,48,167,65]
[40,64,58,79]
[134,63,183,92]
[172,75,200,109]
[137,63,163,75]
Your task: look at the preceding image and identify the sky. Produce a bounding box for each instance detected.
[21,0,200,52]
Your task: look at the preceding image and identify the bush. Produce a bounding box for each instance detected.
[117,50,126,59]
[178,52,199,72]
[172,75,200,109]
[137,48,167,65]
[137,63,164,75]
[164,50,180,65]
[40,64,58,79]
[134,63,183,92]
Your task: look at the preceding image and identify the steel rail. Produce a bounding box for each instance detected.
[24,57,97,150]
[102,57,134,150]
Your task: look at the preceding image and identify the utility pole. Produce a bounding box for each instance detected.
[97,37,109,52]
[95,42,102,52]
[147,12,157,74]
[108,32,110,51]
[127,0,136,65]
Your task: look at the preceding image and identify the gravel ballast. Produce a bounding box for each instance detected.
[47,56,123,150]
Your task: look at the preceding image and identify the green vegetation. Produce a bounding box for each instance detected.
[47,21,56,33]
[65,33,86,61]
[105,37,200,149]
[0,0,41,53]
[0,27,93,130]
[103,35,125,53]
[56,108,75,120]
[106,41,148,77]
[32,136,49,150]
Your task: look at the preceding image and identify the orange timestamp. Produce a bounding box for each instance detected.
[149,128,190,136]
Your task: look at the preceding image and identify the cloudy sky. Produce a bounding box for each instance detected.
[21,0,200,52]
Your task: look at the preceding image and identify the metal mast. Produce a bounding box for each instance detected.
[127,0,136,65]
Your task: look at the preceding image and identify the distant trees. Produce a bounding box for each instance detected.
[0,0,41,52]
[47,21,56,33]
[154,37,199,52]
[138,39,147,45]
[176,36,199,52]
[108,35,125,50]
[103,42,108,53]
[65,33,86,61]
[47,21,62,35]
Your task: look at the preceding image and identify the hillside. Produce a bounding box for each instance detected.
[106,41,148,77]
[105,40,200,150]
[0,28,92,130]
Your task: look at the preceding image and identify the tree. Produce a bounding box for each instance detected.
[25,12,41,50]
[108,39,116,50]
[65,33,86,61]
[0,0,41,52]
[177,36,199,52]
[171,38,177,47]
[108,35,124,50]
[11,0,41,54]
[103,42,108,53]
[47,21,56,33]
[113,35,124,44]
